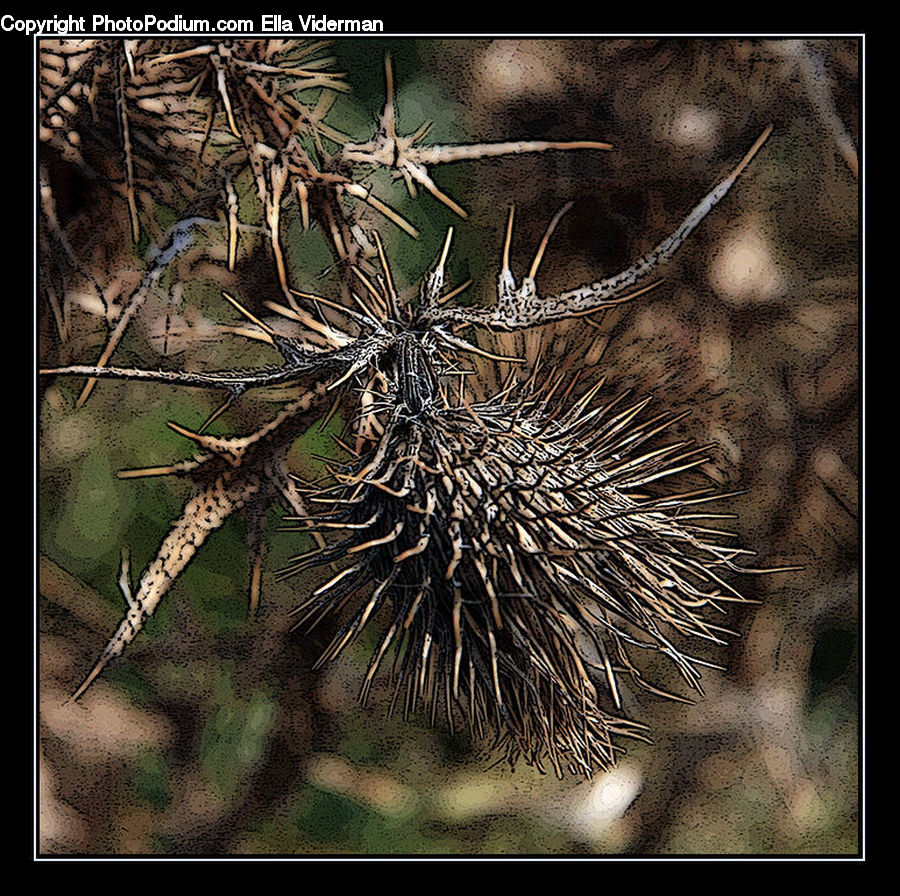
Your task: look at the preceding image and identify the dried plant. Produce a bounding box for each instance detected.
[40,39,790,778]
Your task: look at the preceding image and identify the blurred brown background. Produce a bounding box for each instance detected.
[38,38,859,855]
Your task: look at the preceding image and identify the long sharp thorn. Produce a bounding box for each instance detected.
[68,658,106,704]
[197,394,234,435]
[280,291,368,329]
[343,183,419,238]
[528,201,574,280]
[730,123,774,182]
[221,291,276,337]
[411,138,614,167]
[437,226,454,275]
[418,170,468,218]
[117,464,187,480]
[502,205,515,274]
[372,231,401,319]
[382,53,396,140]
[437,279,472,306]
[350,267,389,319]
[166,420,203,442]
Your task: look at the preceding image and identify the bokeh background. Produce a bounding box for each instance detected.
[38,38,859,855]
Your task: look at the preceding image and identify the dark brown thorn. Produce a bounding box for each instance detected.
[560,370,583,405]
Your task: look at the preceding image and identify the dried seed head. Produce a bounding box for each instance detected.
[288,357,752,778]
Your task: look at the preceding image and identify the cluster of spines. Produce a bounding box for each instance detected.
[279,369,754,777]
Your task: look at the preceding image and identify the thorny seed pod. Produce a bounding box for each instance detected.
[41,43,790,778]
[290,374,744,777]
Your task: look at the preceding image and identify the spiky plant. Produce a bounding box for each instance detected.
[285,343,744,777]
[40,39,787,778]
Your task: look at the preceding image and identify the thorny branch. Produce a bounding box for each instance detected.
[66,384,329,702]
[423,125,773,332]
[44,125,772,387]
[40,38,784,777]
[341,56,612,219]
